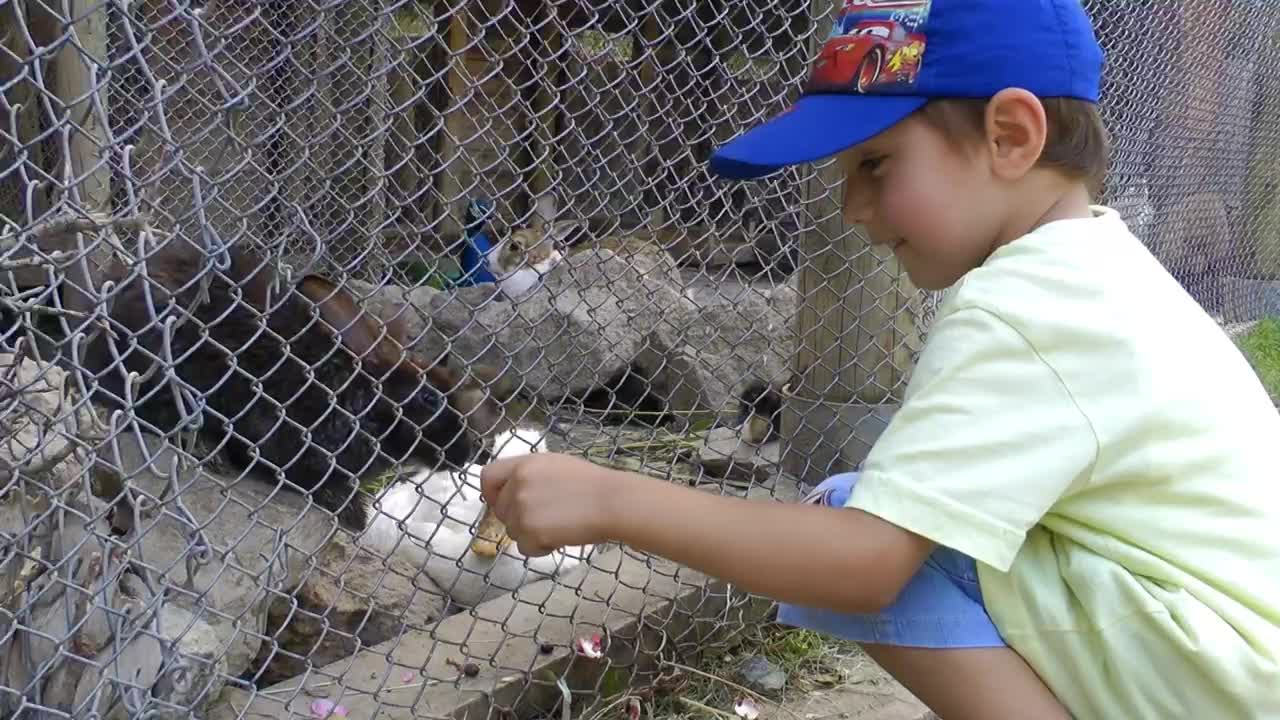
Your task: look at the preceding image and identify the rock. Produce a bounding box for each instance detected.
[423,250,695,406]
[0,352,208,719]
[246,536,448,686]
[1160,191,1232,315]
[353,248,799,421]
[94,431,452,690]
[154,605,230,714]
[680,280,796,417]
[693,427,782,487]
[344,279,442,330]
[737,655,787,694]
[0,348,97,491]
[92,431,340,681]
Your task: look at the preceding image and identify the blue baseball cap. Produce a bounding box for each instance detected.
[708,0,1105,180]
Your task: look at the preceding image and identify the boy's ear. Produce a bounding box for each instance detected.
[983,88,1048,181]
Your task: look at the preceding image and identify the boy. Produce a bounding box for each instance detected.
[479,1,1280,717]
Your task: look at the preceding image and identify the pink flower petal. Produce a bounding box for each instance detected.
[310,699,349,718]
[401,670,414,683]
[733,697,760,720]
[625,696,641,720]
[573,633,604,659]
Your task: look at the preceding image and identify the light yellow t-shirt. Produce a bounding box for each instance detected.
[848,205,1280,718]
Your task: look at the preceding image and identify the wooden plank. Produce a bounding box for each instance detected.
[524,3,563,207]
[631,13,666,231]
[49,0,111,213]
[339,0,394,278]
[388,61,424,228]
[46,0,113,321]
[0,0,58,287]
[434,9,472,239]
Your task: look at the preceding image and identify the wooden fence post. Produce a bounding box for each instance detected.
[48,0,113,323]
[524,2,564,211]
[779,0,925,486]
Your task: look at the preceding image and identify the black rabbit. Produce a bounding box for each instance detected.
[79,234,482,533]
[735,371,802,445]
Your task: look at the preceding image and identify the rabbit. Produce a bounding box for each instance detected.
[79,233,502,534]
[358,423,595,609]
[485,195,583,301]
[735,371,801,445]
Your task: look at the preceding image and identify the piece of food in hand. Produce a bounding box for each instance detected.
[469,503,512,557]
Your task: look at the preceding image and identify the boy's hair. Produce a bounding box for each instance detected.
[918,97,1111,196]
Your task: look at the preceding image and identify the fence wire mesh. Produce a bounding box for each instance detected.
[2,0,1279,717]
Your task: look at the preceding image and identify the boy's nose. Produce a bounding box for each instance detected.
[841,178,874,226]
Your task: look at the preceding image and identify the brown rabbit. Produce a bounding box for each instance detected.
[486,195,582,300]
[80,234,501,532]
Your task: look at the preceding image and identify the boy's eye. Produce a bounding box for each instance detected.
[859,156,886,175]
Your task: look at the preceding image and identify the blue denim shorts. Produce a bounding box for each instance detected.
[776,472,1008,648]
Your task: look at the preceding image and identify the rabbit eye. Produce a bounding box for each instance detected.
[416,385,443,408]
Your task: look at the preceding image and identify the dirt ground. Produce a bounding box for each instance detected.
[772,649,931,720]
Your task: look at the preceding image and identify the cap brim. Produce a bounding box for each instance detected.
[708,94,928,181]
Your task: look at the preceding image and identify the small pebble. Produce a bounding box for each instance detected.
[462,661,480,677]
[737,655,787,694]
[539,641,555,654]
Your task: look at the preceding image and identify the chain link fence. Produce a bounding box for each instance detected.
[2,0,1279,717]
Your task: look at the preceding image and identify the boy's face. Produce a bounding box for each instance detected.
[839,111,1010,291]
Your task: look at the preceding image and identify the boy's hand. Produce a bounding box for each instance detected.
[478,453,623,557]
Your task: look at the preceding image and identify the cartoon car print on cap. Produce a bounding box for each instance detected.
[806,0,933,95]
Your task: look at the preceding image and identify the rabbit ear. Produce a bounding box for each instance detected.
[547,220,585,247]
[422,361,465,394]
[234,248,288,309]
[296,274,405,367]
[381,302,417,349]
[533,194,557,228]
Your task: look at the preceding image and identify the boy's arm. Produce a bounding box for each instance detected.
[607,469,936,614]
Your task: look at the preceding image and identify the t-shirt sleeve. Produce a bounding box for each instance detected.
[847,305,1098,573]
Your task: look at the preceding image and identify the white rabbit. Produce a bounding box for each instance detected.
[486,195,583,302]
[358,424,595,609]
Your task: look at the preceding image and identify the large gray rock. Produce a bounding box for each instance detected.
[353,248,799,421]
[0,351,456,714]
[679,273,798,417]
[94,432,450,690]
[0,352,225,719]
[92,432,343,681]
